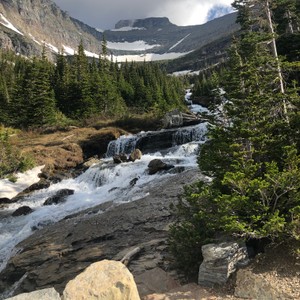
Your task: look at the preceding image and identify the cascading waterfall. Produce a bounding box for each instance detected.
[0,106,208,275]
[106,122,208,157]
[172,123,207,145]
[106,134,139,157]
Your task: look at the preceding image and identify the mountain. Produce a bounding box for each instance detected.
[0,0,239,68]
[0,0,102,58]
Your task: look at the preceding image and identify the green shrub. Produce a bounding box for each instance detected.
[169,146,300,277]
[0,129,35,179]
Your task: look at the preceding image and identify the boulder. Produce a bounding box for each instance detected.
[162,109,201,128]
[6,288,60,300]
[12,206,33,217]
[113,153,128,164]
[63,260,140,300]
[234,269,291,299]
[148,159,174,175]
[43,189,74,206]
[129,149,142,162]
[198,242,249,286]
[0,197,11,204]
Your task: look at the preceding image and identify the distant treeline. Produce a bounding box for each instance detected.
[0,43,185,128]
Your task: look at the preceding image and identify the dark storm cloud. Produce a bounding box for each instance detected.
[53,0,233,30]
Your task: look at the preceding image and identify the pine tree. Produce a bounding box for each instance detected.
[169,0,300,275]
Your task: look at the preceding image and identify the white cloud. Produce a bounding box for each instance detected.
[53,0,233,29]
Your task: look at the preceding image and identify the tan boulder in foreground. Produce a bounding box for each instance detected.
[63,260,140,300]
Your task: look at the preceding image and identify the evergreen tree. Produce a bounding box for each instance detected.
[169,0,300,276]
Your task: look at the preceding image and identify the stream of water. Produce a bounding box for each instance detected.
[0,103,208,274]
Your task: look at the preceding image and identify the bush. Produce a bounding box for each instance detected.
[0,128,35,179]
[169,146,300,277]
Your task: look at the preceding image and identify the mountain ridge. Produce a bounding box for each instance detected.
[0,0,239,68]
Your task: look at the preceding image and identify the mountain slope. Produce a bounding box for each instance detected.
[0,0,239,66]
[0,0,102,57]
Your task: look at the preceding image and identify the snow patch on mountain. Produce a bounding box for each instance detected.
[84,50,99,58]
[113,51,190,62]
[107,40,160,51]
[29,33,41,45]
[169,33,191,51]
[172,70,201,76]
[63,45,75,55]
[0,13,23,36]
[44,42,59,54]
[111,26,146,32]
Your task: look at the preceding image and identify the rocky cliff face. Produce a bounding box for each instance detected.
[0,0,239,66]
[0,0,102,58]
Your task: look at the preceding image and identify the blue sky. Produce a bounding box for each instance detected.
[53,0,233,30]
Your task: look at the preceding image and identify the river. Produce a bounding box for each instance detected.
[0,103,208,278]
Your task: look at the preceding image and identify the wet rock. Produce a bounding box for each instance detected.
[129,178,139,187]
[167,166,185,174]
[198,242,249,286]
[63,260,140,300]
[0,170,203,295]
[12,206,33,217]
[129,149,142,162]
[0,197,11,204]
[22,179,51,194]
[148,159,174,175]
[80,132,119,159]
[43,189,74,206]
[6,288,61,300]
[113,153,128,164]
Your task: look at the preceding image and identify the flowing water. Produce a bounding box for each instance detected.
[0,111,208,273]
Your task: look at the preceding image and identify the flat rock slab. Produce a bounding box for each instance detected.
[0,169,203,297]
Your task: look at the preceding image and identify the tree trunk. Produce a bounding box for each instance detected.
[265,0,289,122]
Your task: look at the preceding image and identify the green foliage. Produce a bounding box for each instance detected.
[169,0,300,276]
[0,128,35,179]
[0,45,185,128]
[168,182,218,277]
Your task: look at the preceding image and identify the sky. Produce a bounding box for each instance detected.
[53,0,234,30]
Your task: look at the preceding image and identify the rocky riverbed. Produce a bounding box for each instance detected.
[0,169,204,297]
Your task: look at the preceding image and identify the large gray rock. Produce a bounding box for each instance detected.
[6,288,60,300]
[198,242,249,286]
[63,260,140,300]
